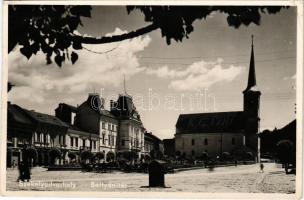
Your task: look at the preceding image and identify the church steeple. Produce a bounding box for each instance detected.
[243,35,257,93]
[243,35,261,118]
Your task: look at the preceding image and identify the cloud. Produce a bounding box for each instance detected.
[8,28,151,109]
[152,129,175,140]
[145,58,243,91]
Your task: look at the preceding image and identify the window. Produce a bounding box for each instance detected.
[112,136,115,146]
[46,134,50,144]
[70,137,74,147]
[102,133,105,145]
[108,135,111,145]
[108,124,111,130]
[112,125,114,131]
[75,138,78,147]
[204,139,208,145]
[102,122,105,129]
[17,138,23,144]
[60,135,64,145]
[71,112,76,125]
[121,139,125,146]
[191,150,195,156]
[232,138,235,145]
[82,139,85,147]
[191,139,195,146]
[41,133,44,143]
[37,133,40,143]
[93,141,96,149]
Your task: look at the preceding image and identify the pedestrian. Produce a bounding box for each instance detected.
[260,163,264,173]
[12,160,16,169]
[23,160,31,182]
[18,161,25,182]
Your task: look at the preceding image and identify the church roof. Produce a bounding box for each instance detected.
[176,111,246,134]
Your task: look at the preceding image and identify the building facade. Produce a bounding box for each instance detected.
[7,92,149,167]
[163,138,175,158]
[174,38,261,160]
[143,132,164,159]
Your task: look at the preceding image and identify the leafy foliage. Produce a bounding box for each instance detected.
[9,5,92,66]
[9,5,287,67]
[127,6,286,45]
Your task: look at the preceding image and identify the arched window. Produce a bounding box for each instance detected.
[204,138,208,145]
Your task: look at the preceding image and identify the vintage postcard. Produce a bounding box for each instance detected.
[1,1,303,199]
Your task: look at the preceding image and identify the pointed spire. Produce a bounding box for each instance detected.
[123,74,127,95]
[244,35,257,93]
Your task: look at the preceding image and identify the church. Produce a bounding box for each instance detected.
[174,37,261,160]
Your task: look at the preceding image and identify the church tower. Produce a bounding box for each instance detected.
[243,35,261,154]
[243,35,261,120]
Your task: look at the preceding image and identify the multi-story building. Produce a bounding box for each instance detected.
[7,103,69,167]
[110,94,145,159]
[7,91,149,167]
[143,132,164,159]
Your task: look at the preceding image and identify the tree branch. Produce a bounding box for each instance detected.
[71,23,159,44]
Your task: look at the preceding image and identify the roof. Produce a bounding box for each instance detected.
[274,119,296,142]
[145,132,162,142]
[84,94,118,119]
[7,104,33,125]
[243,36,257,93]
[280,119,296,133]
[176,111,246,134]
[163,138,175,143]
[110,95,142,121]
[56,103,77,112]
[100,109,117,118]
[23,109,69,128]
[8,103,68,135]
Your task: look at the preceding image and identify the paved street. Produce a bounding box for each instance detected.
[6,163,295,193]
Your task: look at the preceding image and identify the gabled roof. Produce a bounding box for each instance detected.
[176,111,246,134]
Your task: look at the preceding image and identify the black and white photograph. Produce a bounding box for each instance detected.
[2,2,303,198]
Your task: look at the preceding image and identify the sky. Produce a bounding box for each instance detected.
[8,6,297,139]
